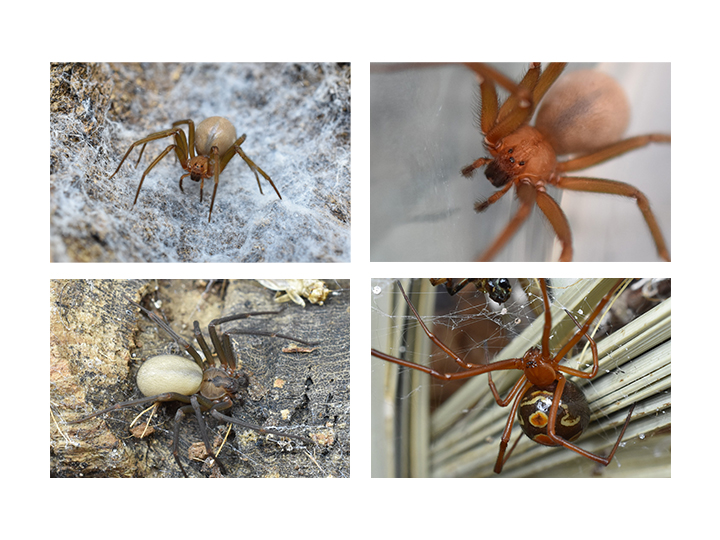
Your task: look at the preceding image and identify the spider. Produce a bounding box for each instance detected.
[429,278,512,303]
[459,63,670,261]
[108,116,281,222]
[371,279,636,475]
[66,298,316,477]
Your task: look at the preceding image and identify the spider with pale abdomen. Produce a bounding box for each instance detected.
[66,298,316,477]
[109,116,281,222]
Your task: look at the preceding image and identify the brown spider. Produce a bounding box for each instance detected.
[109,116,281,222]
[66,298,315,477]
[372,279,645,476]
[460,63,670,262]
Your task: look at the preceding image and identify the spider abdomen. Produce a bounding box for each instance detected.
[136,355,203,397]
[194,116,237,156]
[517,380,590,446]
[535,70,630,156]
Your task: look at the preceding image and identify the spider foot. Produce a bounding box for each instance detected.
[474,198,491,213]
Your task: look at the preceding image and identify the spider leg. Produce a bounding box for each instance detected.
[133,145,178,207]
[552,176,670,261]
[500,430,525,470]
[464,63,548,142]
[495,63,541,127]
[179,172,190,194]
[464,63,532,108]
[487,372,527,407]
[461,157,493,178]
[219,134,282,200]
[207,308,285,368]
[534,190,573,262]
[494,379,532,473]
[474,179,514,211]
[236,146,282,200]
[477,68,499,135]
[482,63,567,147]
[529,63,567,113]
[554,279,625,378]
[193,321,213,367]
[224,328,319,346]
[475,181,535,262]
[190,395,226,473]
[556,134,670,173]
[65,392,193,424]
[171,119,196,158]
[371,283,523,380]
[171,404,198,477]
[109,127,189,180]
[126,297,206,369]
[394,282,482,371]
[210,410,313,445]
[371,348,519,381]
[545,375,636,467]
[221,334,237,370]
[170,397,229,478]
[207,145,221,222]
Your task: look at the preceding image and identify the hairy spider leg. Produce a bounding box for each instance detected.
[475,182,538,262]
[173,395,221,477]
[484,63,567,148]
[464,63,532,108]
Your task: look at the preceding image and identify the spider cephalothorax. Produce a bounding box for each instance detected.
[186,155,213,183]
[482,126,558,188]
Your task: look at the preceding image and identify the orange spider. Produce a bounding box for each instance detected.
[461,63,670,262]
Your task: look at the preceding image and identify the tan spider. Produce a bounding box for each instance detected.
[109,116,281,222]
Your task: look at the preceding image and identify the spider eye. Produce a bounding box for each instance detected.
[509,157,515,164]
[519,161,525,166]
